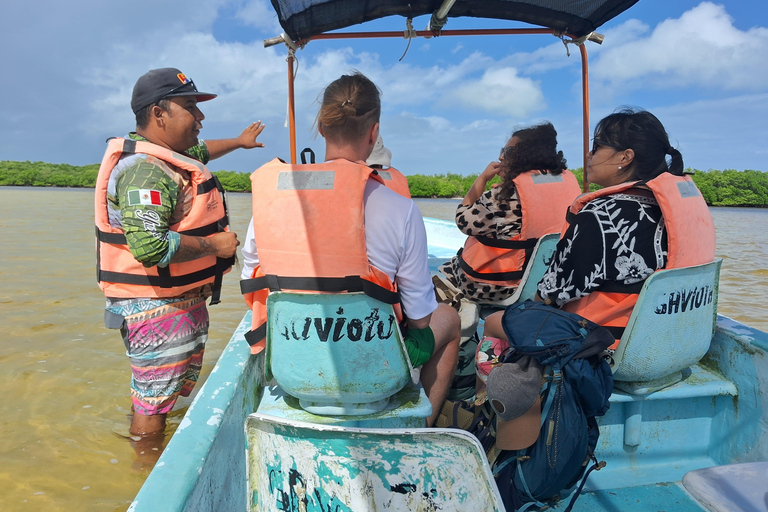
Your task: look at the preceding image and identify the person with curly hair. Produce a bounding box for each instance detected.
[435,122,580,307]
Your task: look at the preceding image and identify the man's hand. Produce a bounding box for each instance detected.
[206,122,266,160]
[209,231,240,258]
[237,122,266,149]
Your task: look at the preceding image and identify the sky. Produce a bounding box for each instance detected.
[2,0,767,176]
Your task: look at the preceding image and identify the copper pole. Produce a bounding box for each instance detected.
[302,27,554,44]
[287,52,297,164]
[579,43,590,192]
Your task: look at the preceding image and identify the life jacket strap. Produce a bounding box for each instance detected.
[300,147,316,164]
[474,235,538,250]
[596,281,644,294]
[240,274,400,305]
[197,175,221,194]
[457,247,525,282]
[97,257,233,289]
[208,255,236,305]
[244,322,267,347]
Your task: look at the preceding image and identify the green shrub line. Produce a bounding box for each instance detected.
[1,160,767,207]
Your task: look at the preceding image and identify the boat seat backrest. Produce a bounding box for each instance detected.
[479,233,559,316]
[611,259,722,384]
[266,291,412,408]
[246,413,506,512]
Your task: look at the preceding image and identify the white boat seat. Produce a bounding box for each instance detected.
[266,291,414,415]
[682,461,768,512]
[611,259,723,394]
[245,413,506,512]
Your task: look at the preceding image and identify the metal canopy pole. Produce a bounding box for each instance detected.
[580,43,591,192]
[287,53,297,164]
[272,27,595,174]
[304,27,553,43]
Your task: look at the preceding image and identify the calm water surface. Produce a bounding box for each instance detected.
[0,187,765,511]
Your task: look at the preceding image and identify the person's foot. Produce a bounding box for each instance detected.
[129,431,166,471]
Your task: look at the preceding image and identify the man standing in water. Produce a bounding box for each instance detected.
[94,67,265,439]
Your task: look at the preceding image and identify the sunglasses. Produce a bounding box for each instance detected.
[591,138,620,153]
[500,146,515,158]
[163,79,198,98]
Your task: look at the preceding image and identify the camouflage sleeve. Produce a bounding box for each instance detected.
[186,139,210,164]
[115,159,179,267]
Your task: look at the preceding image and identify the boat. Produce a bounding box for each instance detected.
[128,2,768,511]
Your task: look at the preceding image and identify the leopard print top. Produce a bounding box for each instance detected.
[438,186,523,303]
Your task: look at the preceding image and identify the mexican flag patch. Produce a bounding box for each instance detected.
[127,189,162,206]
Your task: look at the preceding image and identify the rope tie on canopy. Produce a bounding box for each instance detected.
[555,31,604,57]
[399,18,416,61]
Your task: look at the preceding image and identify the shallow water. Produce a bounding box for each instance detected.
[0,187,765,511]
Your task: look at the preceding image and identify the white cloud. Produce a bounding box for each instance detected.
[503,37,580,75]
[81,33,287,140]
[2,0,765,175]
[451,67,545,117]
[648,92,768,172]
[592,2,768,92]
[236,0,282,33]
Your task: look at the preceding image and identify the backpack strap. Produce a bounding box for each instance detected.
[562,455,606,512]
[516,461,548,510]
[513,369,559,509]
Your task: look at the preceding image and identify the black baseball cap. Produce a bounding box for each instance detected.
[131,67,217,114]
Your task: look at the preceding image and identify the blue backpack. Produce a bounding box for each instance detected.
[483,301,615,511]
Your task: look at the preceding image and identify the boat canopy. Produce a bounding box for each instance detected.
[269,0,640,41]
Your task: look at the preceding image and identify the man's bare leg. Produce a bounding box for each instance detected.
[420,303,461,426]
[130,412,166,436]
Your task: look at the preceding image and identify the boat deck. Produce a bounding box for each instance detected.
[571,483,705,511]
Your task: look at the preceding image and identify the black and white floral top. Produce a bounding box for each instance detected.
[538,190,668,306]
[439,186,523,303]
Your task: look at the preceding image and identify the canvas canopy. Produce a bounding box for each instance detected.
[269,0,640,42]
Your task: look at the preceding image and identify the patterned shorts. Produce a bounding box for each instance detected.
[119,297,209,416]
[474,336,511,404]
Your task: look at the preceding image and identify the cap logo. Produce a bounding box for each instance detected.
[176,73,191,84]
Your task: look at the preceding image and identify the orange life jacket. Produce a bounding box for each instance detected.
[561,173,716,348]
[95,137,233,302]
[375,166,411,198]
[240,158,402,354]
[456,170,580,287]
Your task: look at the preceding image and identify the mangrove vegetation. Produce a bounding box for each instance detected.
[1,160,766,207]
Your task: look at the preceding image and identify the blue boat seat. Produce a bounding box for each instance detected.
[610,259,723,394]
[266,291,414,415]
[485,232,560,307]
[245,413,506,512]
[682,461,768,512]
[478,232,560,319]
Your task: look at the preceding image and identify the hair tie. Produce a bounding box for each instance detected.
[667,146,676,155]
[341,99,353,108]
